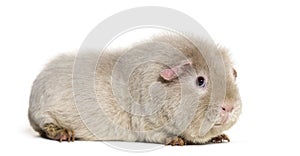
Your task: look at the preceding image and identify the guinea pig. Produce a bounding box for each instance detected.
[28,33,242,145]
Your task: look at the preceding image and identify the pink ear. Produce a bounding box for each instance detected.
[160,69,177,81]
[160,60,192,81]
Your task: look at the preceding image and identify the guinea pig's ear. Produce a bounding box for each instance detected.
[160,60,192,81]
[233,68,237,79]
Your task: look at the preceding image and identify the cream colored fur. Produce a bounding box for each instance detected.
[28,34,241,144]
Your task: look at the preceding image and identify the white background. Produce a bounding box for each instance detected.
[1,0,300,155]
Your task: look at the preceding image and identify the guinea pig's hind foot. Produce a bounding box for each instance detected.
[210,134,230,143]
[42,123,75,142]
[165,136,186,146]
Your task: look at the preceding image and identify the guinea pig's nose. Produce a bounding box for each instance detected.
[221,104,233,113]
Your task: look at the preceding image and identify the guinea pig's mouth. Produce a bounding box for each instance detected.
[213,123,223,127]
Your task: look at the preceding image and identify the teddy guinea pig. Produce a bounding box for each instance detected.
[28,33,242,145]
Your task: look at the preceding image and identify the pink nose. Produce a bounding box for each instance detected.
[219,104,233,125]
[221,104,233,113]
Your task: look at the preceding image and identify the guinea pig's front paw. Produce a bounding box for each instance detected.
[210,134,230,143]
[165,136,186,146]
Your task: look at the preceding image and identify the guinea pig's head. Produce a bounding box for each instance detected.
[158,42,242,143]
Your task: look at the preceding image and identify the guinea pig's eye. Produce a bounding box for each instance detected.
[196,76,206,87]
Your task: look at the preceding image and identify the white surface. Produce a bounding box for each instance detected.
[1,0,300,155]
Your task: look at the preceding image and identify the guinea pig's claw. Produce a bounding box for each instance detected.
[55,129,75,142]
[210,134,230,143]
[165,136,186,146]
